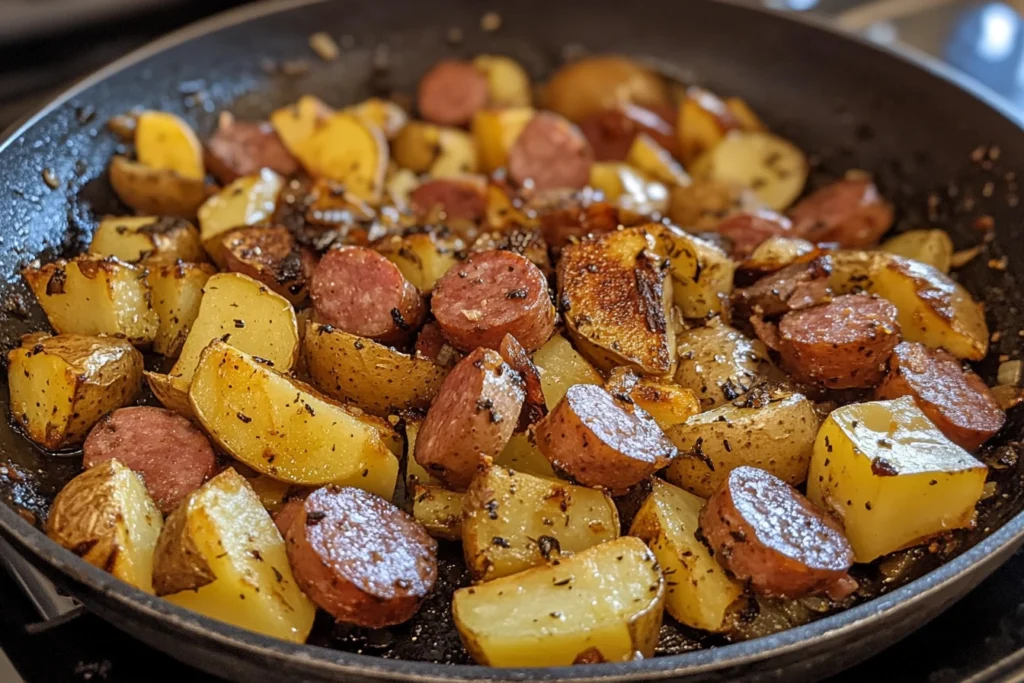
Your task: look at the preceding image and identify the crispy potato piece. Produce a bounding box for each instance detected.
[144,371,192,418]
[532,333,604,411]
[8,334,142,450]
[690,131,807,211]
[741,235,818,276]
[807,397,988,562]
[170,272,299,383]
[189,342,398,497]
[197,169,284,265]
[589,163,669,215]
[89,216,205,264]
[881,229,953,273]
[472,107,534,172]
[47,459,162,593]
[558,227,676,374]
[270,95,333,156]
[412,484,465,541]
[543,56,671,124]
[452,536,664,666]
[676,87,739,165]
[483,183,540,230]
[667,179,761,232]
[135,111,204,180]
[373,230,464,292]
[494,431,557,478]
[220,227,315,305]
[665,388,819,498]
[303,322,447,416]
[108,156,211,218]
[626,133,690,187]
[674,320,772,410]
[473,55,533,107]
[394,121,479,177]
[463,466,619,581]
[605,368,700,432]
[345,97,408,140]
[294,113,388,202]
[23,255,159,345]
[648,224,735,319]
[629,478,743,632]
[146,261,215,357]
[153,468,316,643]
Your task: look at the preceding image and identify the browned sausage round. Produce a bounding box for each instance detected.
[534,384,676,494]
[410,177,487,222]
[221,226,317,305]
[578,103,678,161]
[285,486,437,627]
[507,112,594,191]
[788,178,894,248]
[431,250,555,353]
[204,112,298,184]
[498,333,547,429]
[876,342,1005,451]
[713,210,794,259]
[310,246,426,344]
[417,60,490,126]
[699,466,856,600]
[775,294,900,389]
[83,406,215,514]
[413,348,525,490]
[731,254,833,320]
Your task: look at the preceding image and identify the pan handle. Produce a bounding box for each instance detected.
[0,537,83,631]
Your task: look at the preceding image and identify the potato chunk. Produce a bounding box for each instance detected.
[452,536,664,666]
[472,108,534,172]
[89,216,205,264]
[690,131,808,211]
[806,396,988,562]
[197,169,284,265]
[629,478,743,632]
[605,368,700,432]
[881,229,953,273]
[372,230,464,292]
[674,320,772,410]
[462,466,619,581]
[108,156,211,218]
[412,484,465,541]
[270,95,333,156]
[626,134,690,187]
[494,432,556,478]
[152,468,316,643]
[532,333,604,411]
[23,255,159,345]
[135,111,204,180]
[473,55,532,107]
[294,113,388,202]
[47,459,162,593]
[647,223,735,319]
[8,334,143,449]
[147,261,215,357]
[189,342,398,498]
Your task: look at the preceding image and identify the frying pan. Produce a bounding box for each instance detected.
[1,0,1023,680]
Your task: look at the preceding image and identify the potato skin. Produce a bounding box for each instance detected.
[109,155,211,218]
[674,321,772,410]
[544,56,671,124]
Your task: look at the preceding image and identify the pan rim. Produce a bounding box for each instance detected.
[2,0,1023,679]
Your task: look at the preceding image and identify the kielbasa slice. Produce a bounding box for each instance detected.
[578,103,678,161]
[273,498,304,537]
[310,246,426,344]
[788,178,894,248]
[221,226,318,304]
[413,321,462,367]
[498,333,547,429]
[699,466,856,600]
[713,210,794,259]
[83,406,215,514]
[285,486,437,627]
[773,294,900,389]
[731,254,833,320]
[414,348,525,490]
[876,341,1005,451]
[417,60,490,126]
[431,249,555,353]
[410,176,487,222]
[534,384,676,494]
[508,112,594,191]
[204,112,298,184]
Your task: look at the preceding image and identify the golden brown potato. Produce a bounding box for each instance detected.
[741,235,818,276]
[220,226,316,305]
[473,55,533,107]
[725,96,765,132]
[483,182,539,230]
[372,230,464,292]
[412,484,464,541]
[392,121,478,177]
[626,133,690,187]
[531,334,604,411]
[604,367,700,432]
[472,108,535,172]
[544,56,671,124]
[452,536,664,666]
[47,459,162,593]
[674,319,773,410]
[135,110,204,179]
[648,224,735,319]
[493,431,557,478]
[144,371,192,418]
[108,156,211,218]
[270,95,333,157]
[690,131,807,211]
[667,179,761,232]
[146,261,215,357]
[152,468,316,643]
[197,169,284,265]
[303,322,447,416]
[89,216,205,264]
[881,229,954,273]
[676,87,739,165]
[345,97,408,140]
[23,255,159,345]
[293,113,388,203]
[588,163,669,216]
[462,466,619,581]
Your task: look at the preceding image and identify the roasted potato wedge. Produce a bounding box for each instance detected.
[153,468,316,643]
[89,216,205,264]
[676,87,739,165]
[303,322,447,416]
[23,255,159,345]
[881,229,953,273]
[649,224,735,318]
[293,113,388,202]
[626,133,690,187]
[144,371,192,418]
[807,397,988,562]
[147,261,216,357]
[741,235,817,276]
[665,388,819,498]
[412,484,465,541]
[543,56,671,124]
[629,478,744,632]
[472,107,535,172]
[674,320,773,410]
[197,169,284,265]
[47,459,162,593]
[473,55,533,108]
[189,342,399,498]
[462,466,619,581]
[345,97,409,140]
[108,156,211,218]
[373,230,464,292]
[532,333,604,410]
[690,131,807,211]
[135,110,204,180]
[452,536,664,666]
[270,95,333,156]
[605,368,700,432]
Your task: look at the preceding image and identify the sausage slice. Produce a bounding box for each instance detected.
[699,466,856,600]
[204,112,298,184]
[498,333,547,429]
[431,249,555,353]
[83,406,215,513]
[410,176,487,222]
[876,341,1005,451]
[788,178,894,248]
[221,226,317,304]
[508,112,594,191]
[773,294,900,389]
[285,486,437,627]
[731,254,833,320]
[713,210,794,259]
[310,245,426,344]
[414,348,525,490]
[417,60,489,126]
[578,103,678,161]
[534,384,676,494]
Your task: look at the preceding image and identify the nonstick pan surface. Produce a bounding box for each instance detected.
[1,0,1024,680]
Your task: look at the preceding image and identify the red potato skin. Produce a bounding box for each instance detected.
[699,466,857,600]
[310,245,426,344]
[714,210,794,259]
[431,250,556,353]
[220,226,318,303]
[417,60,490,126]
[507,112,594,191]
[578,103,679,161]
[414,348,525,490]
[876,342,1005,451]
[285,487,437,627]
[788,178,894,248]
[204,112,298,184]
[410,177,487,222]
[83,406,216,514]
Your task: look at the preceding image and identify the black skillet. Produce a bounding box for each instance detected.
[1,0,1024,680]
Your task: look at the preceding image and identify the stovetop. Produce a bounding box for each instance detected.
[3,1,1024,680]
